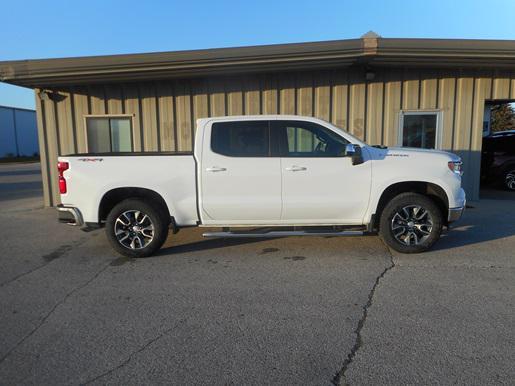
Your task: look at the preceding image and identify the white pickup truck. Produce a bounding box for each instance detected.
[57,115,465,257]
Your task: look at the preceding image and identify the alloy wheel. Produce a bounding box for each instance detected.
[391,205,433,246]
[114,210,155,249]
[505,170,515,190]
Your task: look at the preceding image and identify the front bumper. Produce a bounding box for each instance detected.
[448,205,465,222]
[57,205,84,227]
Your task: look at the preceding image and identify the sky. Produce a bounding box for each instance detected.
[1,0,515,110]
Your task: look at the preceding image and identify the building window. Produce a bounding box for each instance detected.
[211,121,269,157]
[399,111,441,149]
[86,116,133,153]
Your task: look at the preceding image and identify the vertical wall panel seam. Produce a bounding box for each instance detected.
[171,82,178,151]
[363,80,368,142]
[87,94,92,114]
[380,80,386,145]
[451,77,458,151]
[155,82,162,152]
[509,71,513,98]
[469,77,477,149]
[259,77,263,114]
[435,72,440,108]
[41,101,53,206]
[328,71,333,123]
[12,109,19,156]
[276,74,280,114]
[53,100,62,156]
[189,85,195,150]
[490,72,494,99]
[137,85,144,150]
[397,70,404,111]
[417,73,421,109]
[120,85,126,114]
[311,72,315,117]
[70,90,78,153]
[346,72,350,131]
[207,82,212,116]
[241,80,245,115]
[103,86,108,113]
[469,77,477,199]
[223,80,228,116]
[294,73,298,115]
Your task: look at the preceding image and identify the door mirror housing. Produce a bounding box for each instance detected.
[345,144,364,165]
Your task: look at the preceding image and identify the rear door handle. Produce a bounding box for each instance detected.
[285,165,307,172]
[206,166,227,172]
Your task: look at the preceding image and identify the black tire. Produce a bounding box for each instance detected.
[379,192,443,254]
[503,168,515,191]
[105,199,169,258]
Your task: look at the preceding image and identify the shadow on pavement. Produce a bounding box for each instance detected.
[433,192,515,251]
[158,236,273,255]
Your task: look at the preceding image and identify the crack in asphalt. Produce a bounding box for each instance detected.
[82,319,186,385]
[0,261,111,366]
[0,236,91,288]
[331,240,396,386]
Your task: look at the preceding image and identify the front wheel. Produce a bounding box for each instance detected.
[504,168,515,191]
[106,199,169,258]
[379,193,443,253]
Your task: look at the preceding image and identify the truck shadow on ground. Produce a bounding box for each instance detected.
[156,195,515,255]
[431,196,515,251]
[157,236,275,256]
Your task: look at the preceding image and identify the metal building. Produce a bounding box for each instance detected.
[1,33,515,206]
[0,105,38,158]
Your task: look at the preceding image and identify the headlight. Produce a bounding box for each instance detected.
[448,160,463,176]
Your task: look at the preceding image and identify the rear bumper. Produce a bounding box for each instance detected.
[57,205,84,227]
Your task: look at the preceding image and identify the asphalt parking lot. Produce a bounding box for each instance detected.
[0,162,513,385]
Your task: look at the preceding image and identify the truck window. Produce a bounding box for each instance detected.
[272,120,348,157]
[211,121,269,157]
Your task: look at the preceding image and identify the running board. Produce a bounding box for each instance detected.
[202,230,364,238]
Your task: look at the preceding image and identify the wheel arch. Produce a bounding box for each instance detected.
[371,181,449,230]
[98,187,172,225]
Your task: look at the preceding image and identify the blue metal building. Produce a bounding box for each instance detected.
[0,105,38,158]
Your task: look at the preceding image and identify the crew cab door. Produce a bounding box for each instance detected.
[199,120,281,224]
[272,120,371,224]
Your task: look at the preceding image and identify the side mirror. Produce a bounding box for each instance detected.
[345,144,364,165]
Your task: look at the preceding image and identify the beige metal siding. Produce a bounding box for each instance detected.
[36,68,514,206]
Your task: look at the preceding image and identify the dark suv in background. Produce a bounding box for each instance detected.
[481,130,515,191]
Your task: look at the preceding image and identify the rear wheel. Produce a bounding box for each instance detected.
[106,199,169,258]
[379,193,443,253]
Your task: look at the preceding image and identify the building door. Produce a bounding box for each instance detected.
[272,120,372,224]
[200,120,282,224]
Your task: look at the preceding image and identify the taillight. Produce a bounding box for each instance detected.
[57,161,69,194]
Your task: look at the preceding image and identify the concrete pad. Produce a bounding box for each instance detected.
[346,266,515,385]
[0,228,391,385]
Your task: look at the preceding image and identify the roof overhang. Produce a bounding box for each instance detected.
[2,36,515,88]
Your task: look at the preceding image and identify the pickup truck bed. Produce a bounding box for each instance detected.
[59,153,199,227]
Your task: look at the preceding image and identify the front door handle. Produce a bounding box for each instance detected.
[206,166,227,172]
[285,165,307,172]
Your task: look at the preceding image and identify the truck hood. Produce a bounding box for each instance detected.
[378,146,460,161]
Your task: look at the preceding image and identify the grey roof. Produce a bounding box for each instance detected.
[2,35,515,88]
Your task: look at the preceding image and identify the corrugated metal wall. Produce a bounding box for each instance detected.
[36,67,515,206]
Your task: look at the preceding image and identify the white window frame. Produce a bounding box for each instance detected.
[84,114,135,153]
[398,110,443,150]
